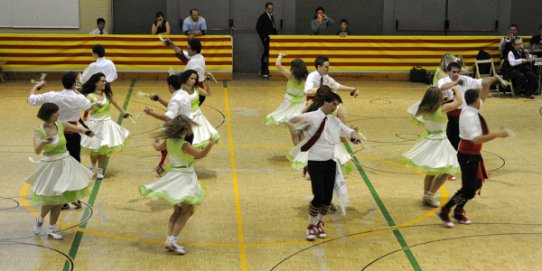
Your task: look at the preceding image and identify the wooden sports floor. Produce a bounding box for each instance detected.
[0,75,541,271]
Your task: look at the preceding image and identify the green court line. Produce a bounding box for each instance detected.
[344,143,421,271]
[63,79,136,271]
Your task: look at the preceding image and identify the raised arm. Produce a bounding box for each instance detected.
[275,53,292,79]
[27,81,48,105]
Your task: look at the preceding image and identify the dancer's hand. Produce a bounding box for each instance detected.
[150,94,160,101]
[350,88,359,98]
[123,113,132,119]
[143,107,154,115]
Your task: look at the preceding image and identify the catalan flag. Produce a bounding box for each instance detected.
[0,34,232,78]
[270,35,506,73]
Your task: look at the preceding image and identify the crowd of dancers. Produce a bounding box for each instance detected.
[23,38,510,254]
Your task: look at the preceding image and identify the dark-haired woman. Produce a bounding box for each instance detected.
[80,72,130,179]
[26,103,93,240]
[265,53,308,145]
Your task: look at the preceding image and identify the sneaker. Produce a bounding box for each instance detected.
[305,225,317,241]
[47,226,63,240]
[61,203,70,210]
[33,217,43,235]
[315,221,327,238]
[422,194,440,208]
[453,209,472,225]
[438,208,454,228]
[96,168,104,179]
[71,200,82,209]
[165,241,186,255]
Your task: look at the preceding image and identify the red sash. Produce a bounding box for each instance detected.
[447,108,461,118]
[64,121,78,134]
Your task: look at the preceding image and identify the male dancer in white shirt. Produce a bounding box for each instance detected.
[289,91,361,241]
[438,87,508,228]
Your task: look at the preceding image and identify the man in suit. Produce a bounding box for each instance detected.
[256,2,277,78]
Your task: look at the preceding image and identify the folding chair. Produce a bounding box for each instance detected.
[475,58,514,98]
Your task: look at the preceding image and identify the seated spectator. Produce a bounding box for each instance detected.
[152,11,171,35]
[336,19,351,37]
[89,18,108,35]
[530,24,542,45]
[311,7,334,35]
[499,24,519,60]
[506,37,537,99]
[183,9,207,37]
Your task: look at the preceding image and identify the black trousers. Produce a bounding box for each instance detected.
[510,69,538,96]
[308,160,336,208]
[444,152,483,210]
[64,133,81,162]
[446,115,460,150]
[260,38,270,75]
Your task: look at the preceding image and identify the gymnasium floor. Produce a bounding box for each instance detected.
[0,75,541,270]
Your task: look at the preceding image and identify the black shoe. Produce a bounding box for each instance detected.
[61,204,70,210]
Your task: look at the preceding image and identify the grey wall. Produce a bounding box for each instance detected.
[112,0,541,73]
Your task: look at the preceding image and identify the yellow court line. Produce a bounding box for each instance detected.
[223,86,248,271]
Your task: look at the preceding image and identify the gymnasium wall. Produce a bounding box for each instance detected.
[0,0,541,73]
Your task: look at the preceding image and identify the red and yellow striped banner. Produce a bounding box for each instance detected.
[0,34,232,78]
[270,35,505,73]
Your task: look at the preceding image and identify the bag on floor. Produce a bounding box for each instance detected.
[410,66,427,83]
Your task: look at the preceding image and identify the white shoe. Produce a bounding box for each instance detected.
[33,217,43,235]
[96,168,104,179]
[47,226,63,240]
[165,241,186,255]
[422,194,440,208]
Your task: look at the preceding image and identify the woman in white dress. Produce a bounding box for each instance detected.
[26,103,93,239]
[401,86,462,207]
[180,69,220,148]
[265,53,308,145]
[80,72,131,178]
[139,115,217,255]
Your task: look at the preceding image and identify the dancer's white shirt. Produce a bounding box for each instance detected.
[164,89,192,120]
[304,71,343,94]
[459,101,484,141]
[28,89,92,122]
[80,57,118,84]
[297,109,353,161]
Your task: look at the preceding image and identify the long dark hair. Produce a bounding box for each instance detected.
[307,86,333,112]
[81,72,112,99]
[416,86,442,116]
[291,59,308,84]
[180,69,199,87]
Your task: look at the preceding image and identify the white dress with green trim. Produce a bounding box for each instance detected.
[265,78,306,125]
[139,138,204,205]
[188,88,220,148]
[25,121,92,205]
[401,106,459,175]
[80,94,130,154]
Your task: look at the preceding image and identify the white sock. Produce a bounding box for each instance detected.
[308,215,317,225]
[317,213,324,222]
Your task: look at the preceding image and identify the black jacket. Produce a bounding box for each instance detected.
[256,12,277,41]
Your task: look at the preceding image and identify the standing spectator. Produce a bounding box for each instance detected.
[89,18,108,35]
[152,11,171,35]
[182,9,207,37]
[256,2,278,78]
[311,7,334,35]
[336,19,351,37]
[506,37,537,99]
[288,91,361,241]
[499,24,519,59]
